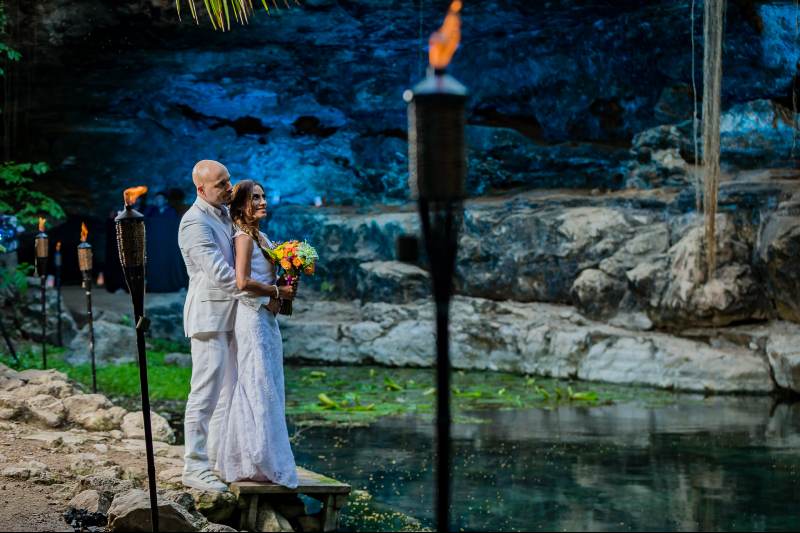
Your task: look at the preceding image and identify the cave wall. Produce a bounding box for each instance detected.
[2,0,797,215]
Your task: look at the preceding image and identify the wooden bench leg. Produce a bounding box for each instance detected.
[244,494,260,532]
[321,494,337,532]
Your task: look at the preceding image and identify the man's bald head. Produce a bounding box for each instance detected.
[192,160,228,187]
[192,159,233,207]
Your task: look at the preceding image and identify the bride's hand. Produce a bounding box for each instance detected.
[278,284,294,300]
[266,298,281,315]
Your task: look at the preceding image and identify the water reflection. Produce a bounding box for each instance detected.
[294,397,800,531]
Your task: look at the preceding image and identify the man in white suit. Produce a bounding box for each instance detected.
[178,160,292,492]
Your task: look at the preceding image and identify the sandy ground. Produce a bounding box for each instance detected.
[0,416,186,532]
[0,422,81,532]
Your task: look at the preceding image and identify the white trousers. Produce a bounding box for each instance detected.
[183,331,235,473]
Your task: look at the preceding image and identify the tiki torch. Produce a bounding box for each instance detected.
[34,217,48,369]
[403,2,466,531]
[78,223,97,393]
[55,241,63,347]
[115,186,159,533]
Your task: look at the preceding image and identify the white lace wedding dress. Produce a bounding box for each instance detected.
[216,229,299,488]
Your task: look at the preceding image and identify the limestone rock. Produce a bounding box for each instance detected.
[0,393,24,420]
[256,502,294,532]
[15,280,79,346]
[11,380,75,400]
[457,205,639,303]
[2,460,50,482]
[628,216,769,328]
[164,352,192,367]
[624,124,692,189]
[186,488,237,523]
[16,368,69,384]
[121,411,176,444]
[0,373,23,392]
[157,467,184,487]
[719,100,800,167]
[68,489,112,515]
[25,394,66,427]
[108,489,200,532]
[68,453,115,476]
[64,394,128,431]
[757,198,800,324]
[571,269,628,319]
[766,326,800,393]
[68,319,137,365]
[146,292,188,341]
[577,334,773,393]
[285,295,776,392]
[160,490,197,514]
[356,261,430,303]
[76,475,137,502]
[200,523,238,532]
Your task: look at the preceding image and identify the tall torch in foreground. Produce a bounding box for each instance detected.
[78,223,97,393]
[115,186,159,533]
[403,2,466,531]
[34,217,49,368]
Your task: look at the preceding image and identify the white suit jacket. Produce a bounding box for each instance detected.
[178,196,241,337]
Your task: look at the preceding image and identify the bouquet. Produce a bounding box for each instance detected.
[265,240,319,315]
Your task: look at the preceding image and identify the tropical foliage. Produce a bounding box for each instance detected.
[0,162,64,227]
[177,0,299,31]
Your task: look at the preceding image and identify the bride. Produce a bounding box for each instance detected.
[216,179,299,488]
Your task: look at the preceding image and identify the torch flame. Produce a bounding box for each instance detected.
[56,241,62,252]
[38,217,46,232]
[429,0,462,70]
[124,186,148,207]
[81,222,89,243]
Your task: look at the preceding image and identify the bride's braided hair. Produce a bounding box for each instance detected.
[229,179,273,262]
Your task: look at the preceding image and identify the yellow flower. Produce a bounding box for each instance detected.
[280,258,291,270]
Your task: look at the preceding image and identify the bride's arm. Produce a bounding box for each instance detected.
[235,234,276,295]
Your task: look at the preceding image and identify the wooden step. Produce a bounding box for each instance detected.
[230,467,351,532]
[230,467,351,496]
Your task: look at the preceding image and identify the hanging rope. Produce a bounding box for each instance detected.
[702,0,725,279]
[691,0,702,211]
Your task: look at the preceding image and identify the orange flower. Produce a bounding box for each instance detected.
[280,258,291,270]
[292,257,302,268]
[304,264,315,275]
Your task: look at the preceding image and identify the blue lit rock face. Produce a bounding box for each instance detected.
[18,0,800,210]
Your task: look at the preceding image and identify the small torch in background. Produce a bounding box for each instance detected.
[78,223,97,393]
[55,241,63,347]
[115,186,159,533]
[403,2,466,531]
[34,217,49,368]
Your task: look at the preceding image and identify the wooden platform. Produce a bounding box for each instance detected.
[230,468,351,532]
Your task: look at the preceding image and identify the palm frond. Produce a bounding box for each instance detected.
[177,0,299,31]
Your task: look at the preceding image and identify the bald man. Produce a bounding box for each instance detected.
[178,160,282,492]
